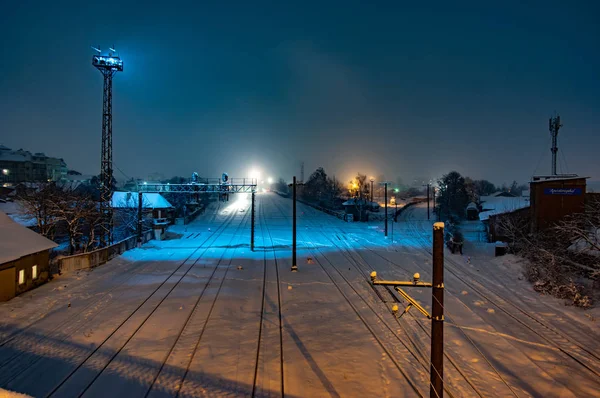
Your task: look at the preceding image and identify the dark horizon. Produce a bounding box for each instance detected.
[2,1,599,186]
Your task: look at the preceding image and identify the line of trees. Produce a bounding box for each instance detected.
[16,182,150,255]
[436,170,530,223]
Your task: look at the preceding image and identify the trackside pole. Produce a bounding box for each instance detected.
[431,222,445,398]
[137,191,143,246]
[384,182,388,237]
[251,191,256,251]
[291,176,298,272]
[427,184,431,220]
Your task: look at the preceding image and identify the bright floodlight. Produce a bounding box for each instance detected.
[249,169,261,180]
[92,54,124,72]
[268,177,273,184]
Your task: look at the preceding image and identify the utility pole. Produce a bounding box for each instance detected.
[251,190,256,251]
[380,182,389,237]
[292,176,298,272]
[433,187,437,221]
[370,221,445,398]
[423,182,431,220]
[431,222,445,398]
[137,191,143,246]
[549,114,562,176]
[300,162,304,184]
[370,177,375,204]
[92,46,123,247]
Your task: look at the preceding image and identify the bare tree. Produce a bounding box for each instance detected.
[16,183,58,239]
[49,186,99,255]
[497,203,599,307]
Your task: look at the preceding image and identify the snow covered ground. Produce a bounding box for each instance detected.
[0,194,598,397]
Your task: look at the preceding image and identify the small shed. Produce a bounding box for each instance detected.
[0,211,57,301]
[112,192,174,219]
[465,202,479,220]
[342,198,373,221]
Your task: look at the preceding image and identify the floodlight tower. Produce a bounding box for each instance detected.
[92,46,123,246]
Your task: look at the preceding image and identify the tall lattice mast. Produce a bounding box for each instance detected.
[92,46,123,246]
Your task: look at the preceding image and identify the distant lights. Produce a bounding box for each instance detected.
[143,181,147,185]
[1,169,8,175]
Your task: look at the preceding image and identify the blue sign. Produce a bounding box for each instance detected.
[543,188,582,196]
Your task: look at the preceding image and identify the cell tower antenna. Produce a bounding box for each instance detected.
[92,46,124,246]
[549,113,562,176]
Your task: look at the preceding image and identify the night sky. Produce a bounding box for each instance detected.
[1,1,599,186]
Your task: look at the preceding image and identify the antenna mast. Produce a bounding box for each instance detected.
[549,114,562,176]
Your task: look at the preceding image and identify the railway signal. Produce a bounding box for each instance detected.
[371,222,445,397]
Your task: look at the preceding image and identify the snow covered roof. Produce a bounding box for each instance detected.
[0,210,57,264]
[530,175,589,183]
[111,192,173,209]
[479,196,529,221]
[0,201,37,227]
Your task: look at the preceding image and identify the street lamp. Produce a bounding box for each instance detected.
[370,177,375,203]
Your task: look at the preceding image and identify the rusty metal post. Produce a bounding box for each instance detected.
[137,191,143,246]
[292,176,298,271]
[251,191,255,251]
[431,222,445,398]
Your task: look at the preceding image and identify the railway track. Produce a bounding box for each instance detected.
[291,203,487,398]
[0,207,248,397]
[50,208,250,397]
[401,206,600,379]
[252,197,285,397]
[267,195,426,397]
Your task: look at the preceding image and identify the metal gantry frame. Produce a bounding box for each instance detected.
[137,178,258,250]
[371,222,445,398]
[138,178,257,193]
[93,49,123,247]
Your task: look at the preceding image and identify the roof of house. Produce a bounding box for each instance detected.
[0,200,37,227]
[111,192,173,209]
[0,210,57,264]
[530,176,589,184]
[478,196,530,221]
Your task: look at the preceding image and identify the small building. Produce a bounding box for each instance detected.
[479,195,530,242]
[112,191,174,219]
[465,202,479,220]
[530,175,588,232]
[0,211,57,301]
[342,198,375,221]
[112,192,174,240]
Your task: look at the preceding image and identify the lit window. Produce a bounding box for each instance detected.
[32,265,38,280]
[18,269,25,285]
